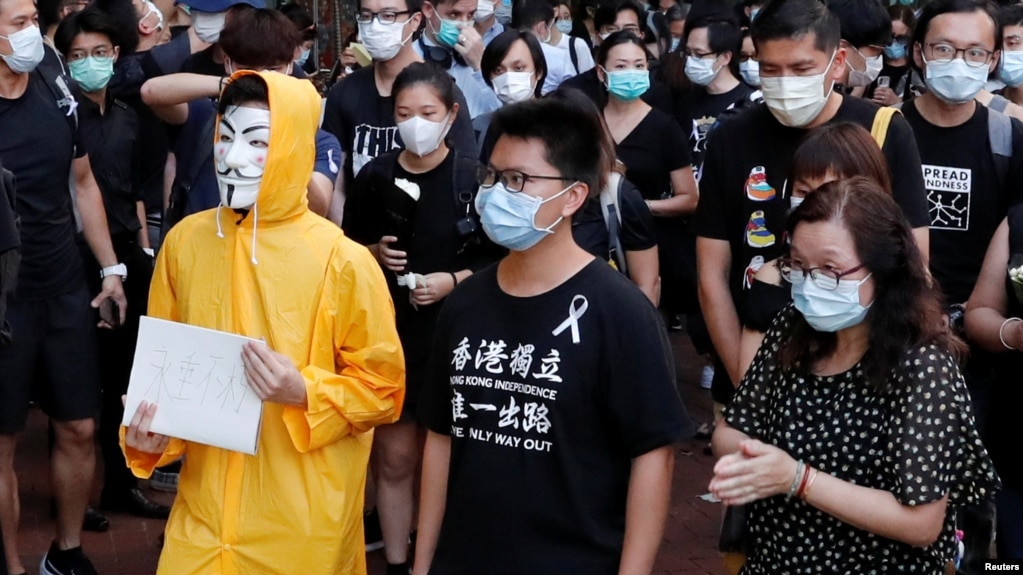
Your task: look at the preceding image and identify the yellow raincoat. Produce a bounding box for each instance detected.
[122,71,405,575]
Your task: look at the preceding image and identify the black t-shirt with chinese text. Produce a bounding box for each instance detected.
[901,100,1023,304]
[419,259,690,574]
[695,97,929,313]
[674,81,756,180]
[321,66,477,191]
[0,71,85,300]
[76,93,143,238]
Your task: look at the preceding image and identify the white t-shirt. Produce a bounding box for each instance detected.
[539,42,577,95]
[554,33,595,75]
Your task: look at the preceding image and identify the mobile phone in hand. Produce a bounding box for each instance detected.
[877,76,890,89]
[100,298,121,328]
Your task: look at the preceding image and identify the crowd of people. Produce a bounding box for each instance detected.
[0,0,1021,572]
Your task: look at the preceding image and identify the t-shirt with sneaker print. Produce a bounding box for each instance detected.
[694,96,928,404]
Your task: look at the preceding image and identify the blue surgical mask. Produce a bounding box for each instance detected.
[296,48,311,67]
[69,56,115,92]
[475,181,575,251]
[922,54,988,104]
[740,59,760,86]
[603,67,650,101]
[556,19,572,34]
[669,37,680,52]
[884,40,907,61]
[791,274,872,332]
[1001,51,1023,88]
[750,7,760,21]
[436,17,467,48]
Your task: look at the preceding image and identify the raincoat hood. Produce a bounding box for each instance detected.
[218,70,320,223]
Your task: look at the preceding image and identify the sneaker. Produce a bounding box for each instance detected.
[700,364,714,389]
[150,461,181,493]
[744,166,776,202]
[364,509,384,553]
[745,210,776,248]
[39,541,98,575]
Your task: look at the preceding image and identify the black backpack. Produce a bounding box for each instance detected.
[0,160,20,348]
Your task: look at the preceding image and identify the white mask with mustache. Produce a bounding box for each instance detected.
[214,105,271,209]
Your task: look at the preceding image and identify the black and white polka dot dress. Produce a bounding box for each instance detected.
[725,306,1000,574]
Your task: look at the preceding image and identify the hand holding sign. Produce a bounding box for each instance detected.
[242,342,307,407]
[124,400,172,454]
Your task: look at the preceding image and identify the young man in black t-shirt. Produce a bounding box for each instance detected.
[414,97,689,575]
[676,15,757,180]
[902,2,1023,572]
[695,0,929,407]
[321,0,476,225]
[0,0,127,572]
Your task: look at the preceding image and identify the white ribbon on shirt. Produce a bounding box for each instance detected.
[552,295,589,344]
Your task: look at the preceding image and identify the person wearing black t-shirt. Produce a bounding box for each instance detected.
[599,31,697,325]
[677,15,756,180]
[321,0,476,226]
[867,5,922,106]
[415,96,689,575]
[53,6,171,523]
[0,0,128,572]
[344,63,498,575]
[903,4,1023,570]
[695,0,928,409]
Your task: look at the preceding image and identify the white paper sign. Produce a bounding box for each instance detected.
[123,317,265,455]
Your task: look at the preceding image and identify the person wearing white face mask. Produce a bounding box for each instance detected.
[826,0,890,98]
[0,0,129,572]
[738,28,760,86]
[476,30,548,159]
[677,16,757,180]
[344,63,498,575]
[694,0,929,457]
[322,0,479,228]
[472,0,503,45]
[143,8,343,224]
[512,0,576,94]
[899,4,1023,569]
[177,0,263,77]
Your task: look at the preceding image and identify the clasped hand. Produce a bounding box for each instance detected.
[709,439,799,506]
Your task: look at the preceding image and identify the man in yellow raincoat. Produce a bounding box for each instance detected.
[121,70,406,575]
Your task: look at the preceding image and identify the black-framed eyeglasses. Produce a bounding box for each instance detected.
[778,257,868,291]
[924,42,994,67]
[355,9,411,24]
[685,49,717,59]
[477,165,575,193]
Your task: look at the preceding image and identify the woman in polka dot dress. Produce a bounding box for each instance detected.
[709,177,999,574]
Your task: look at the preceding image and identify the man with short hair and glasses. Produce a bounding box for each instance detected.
[414,96,690,575]
[322,0,477,225]
[901,0,1023,572]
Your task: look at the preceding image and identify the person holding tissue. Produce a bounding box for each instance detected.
[343,62,499,575]
[122,71,406,575]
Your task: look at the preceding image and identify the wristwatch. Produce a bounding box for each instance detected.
[100,263,128,281]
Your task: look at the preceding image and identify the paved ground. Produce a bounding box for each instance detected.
[10,329,728,575]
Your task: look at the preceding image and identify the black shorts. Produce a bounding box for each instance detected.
[0,286,101,433]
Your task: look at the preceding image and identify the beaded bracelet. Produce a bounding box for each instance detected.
[787,460,805,499]
[999,317,1021,350]
[800,468,820,501]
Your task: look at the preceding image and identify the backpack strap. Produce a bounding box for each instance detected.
[870,106,901,149]
[568,37,580,75]
[600,172,627,275]
[988,106,1013,190]
[989,94,1011,114]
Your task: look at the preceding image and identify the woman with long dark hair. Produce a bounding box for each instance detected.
[711,178,998,573]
